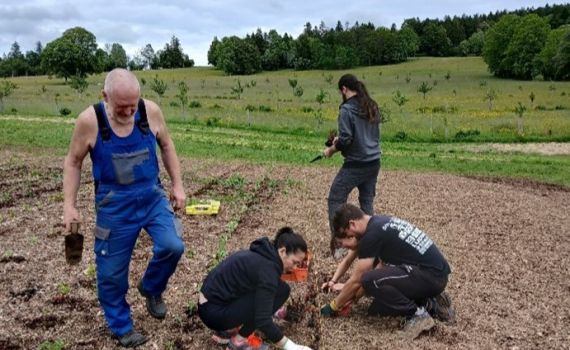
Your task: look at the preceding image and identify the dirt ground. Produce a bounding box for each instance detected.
[0,148,569,350]
[468,142,570,155]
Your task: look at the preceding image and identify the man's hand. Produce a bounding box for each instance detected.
[63,206,80,233]
[170,184,186,210]
[320,301,338,317]
[321,280,335,292]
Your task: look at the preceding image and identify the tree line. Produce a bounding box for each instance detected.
[1,3,568,80]
[0,27,194,80]
[207,4,569,80]
[208,22,419,75]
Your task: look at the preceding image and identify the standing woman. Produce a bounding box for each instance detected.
[323,74,381,257]
[198,227,313,350]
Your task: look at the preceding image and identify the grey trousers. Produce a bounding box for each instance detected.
[327,162,380,237]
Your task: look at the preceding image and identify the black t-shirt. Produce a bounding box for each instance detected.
[358,216,451,274]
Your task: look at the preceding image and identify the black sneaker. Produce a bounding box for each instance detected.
[117,329,147,348]
[399,309,435,340]
[426,291,456,323]
[137,280,167,319]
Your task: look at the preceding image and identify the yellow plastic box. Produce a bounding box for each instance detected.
[185,200,221,215]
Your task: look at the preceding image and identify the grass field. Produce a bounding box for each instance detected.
[0,57,569,186]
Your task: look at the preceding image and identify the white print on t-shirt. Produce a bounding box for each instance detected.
[382,217,433,255]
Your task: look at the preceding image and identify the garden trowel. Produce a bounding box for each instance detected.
[64,221,84,265]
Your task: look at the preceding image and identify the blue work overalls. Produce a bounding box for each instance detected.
[89,100,184,336]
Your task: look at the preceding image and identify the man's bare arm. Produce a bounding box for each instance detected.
[333,257,374,308]
[63,109,96,231]
[147,100,185,210]
[322,249,358,291]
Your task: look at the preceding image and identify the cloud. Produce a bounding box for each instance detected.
[0,0,566,64]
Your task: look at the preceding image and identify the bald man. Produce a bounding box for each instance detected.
[63,68,185,347]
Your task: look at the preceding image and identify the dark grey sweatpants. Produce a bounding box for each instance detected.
[327,163,380,237]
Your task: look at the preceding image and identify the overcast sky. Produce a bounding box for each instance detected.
[1,1,567,66]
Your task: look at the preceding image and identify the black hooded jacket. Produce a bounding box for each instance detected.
[200,237,284,342]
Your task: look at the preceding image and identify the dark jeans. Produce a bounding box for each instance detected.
[198,280,290,337]
[361,264,448,317]
[328,163,380,237]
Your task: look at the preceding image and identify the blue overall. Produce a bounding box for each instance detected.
[89,101,184,336]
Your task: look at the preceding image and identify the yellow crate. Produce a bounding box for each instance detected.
[185,200,221,215]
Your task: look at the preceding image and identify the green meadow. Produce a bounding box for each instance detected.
[1,57,569,186]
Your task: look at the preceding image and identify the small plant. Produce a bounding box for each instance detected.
[141,78,146,86]
[323,74,334,85]
[417,81,432,100]
[58,282,71,295]
[250,80,257,87]
[529,91,535,108]
[59,107,72,116]
[206,116,221,127]
[287,78,298,89]
[392,90,409,111]
[444,71,451,80]
[39,339,65,350]
[222,174,245,189]
[484,89,497,111]
[405,74,411,84]
[514,102,527,135]
[293,86,304,98]
[175,81,189,116]
[189,100,201,108]
[393,131,408,141]
[313,88,328,129]
[454,129,480,140]
[0,80,18,112]
[301,106,314,113]
[479,80,488,88]
[231,79,244,100]
[150,75,168,105]
[84,264,96,279]
[69,74,89,97]
[258,105,273,112]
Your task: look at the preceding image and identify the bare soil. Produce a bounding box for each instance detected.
[0,148,568,350]
[468,142,570,155]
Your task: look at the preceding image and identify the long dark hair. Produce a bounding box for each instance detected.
[338,74,381,123]
[273,227,307,254]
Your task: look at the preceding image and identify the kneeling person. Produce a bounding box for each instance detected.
[321,204,455,339]
[199,227,313,350]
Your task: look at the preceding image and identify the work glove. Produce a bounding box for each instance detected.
[282,338,313,350]
[320,300,338,317]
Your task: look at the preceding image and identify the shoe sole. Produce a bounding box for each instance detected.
[434,292,456,323]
